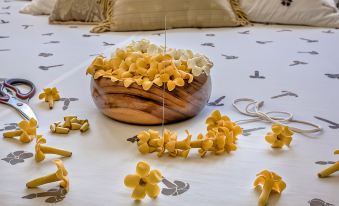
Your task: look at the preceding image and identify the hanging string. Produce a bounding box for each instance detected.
[232,98,322,134]
[161,16,167,137]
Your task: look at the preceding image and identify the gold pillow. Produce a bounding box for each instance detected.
[49,0,106,25]
[91,0,248,32]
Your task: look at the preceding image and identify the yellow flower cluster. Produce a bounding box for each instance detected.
[124,161,162,200]
[50,116,89,134]
[135,110,242,158]
[87,50,194,91]
[3,118,37,143]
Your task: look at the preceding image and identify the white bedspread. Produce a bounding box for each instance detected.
[0,1,338,206]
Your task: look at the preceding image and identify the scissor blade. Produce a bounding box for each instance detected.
[5,97,38,125]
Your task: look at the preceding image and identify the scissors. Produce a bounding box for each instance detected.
[0,78,38,124]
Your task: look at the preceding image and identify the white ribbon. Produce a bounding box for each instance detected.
[232,98,322,133]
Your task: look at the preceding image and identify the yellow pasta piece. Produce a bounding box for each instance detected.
[124,161,162,200]
[3,118,37,143]
[38,87,60,109]
[80,122,89,133]
[35,135,72,162]
[254,170,286,206]
[265,124,293,149]
[318,150,339,178]
[26,159,69,192]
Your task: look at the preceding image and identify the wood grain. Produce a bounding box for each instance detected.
[91,74,212,125]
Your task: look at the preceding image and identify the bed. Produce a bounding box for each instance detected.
[0,1,338,205]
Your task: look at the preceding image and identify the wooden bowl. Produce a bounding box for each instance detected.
[90,74,212,125]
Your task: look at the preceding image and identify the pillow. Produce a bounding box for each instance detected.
[240,0,339,28]
[49,0,105,25]
[19,0,57,15]
[91,0,249,33]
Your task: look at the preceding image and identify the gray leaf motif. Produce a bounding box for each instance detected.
[325,74,339,79]
[161,178,190,196]
[103,42,115,46]
[277,29,292,32]
[41,33,54,36]
[314,116,339,129]
[289,60,308,66]
[60,97,79,110]
[271,91,298,99]
[308,198,334,206]
[315,161,336,165]
[1,151,33,165]
[39,53,53,57]
[201,43,215,47]
[39,64,64,70]
[238,30,250,34]
[249,71,265,79]
[300,38,318,43]
[22,25,33,29]
[221,54,238,60]
[256,41,273,44]
[0,19,9,24]
[43,41,60,44]
[23,187,67,203]
[206,34,215,36]
[207,96,225,106]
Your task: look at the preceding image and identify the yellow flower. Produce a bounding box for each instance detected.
[334,150,339,155]
[254,170,286,206]
[124,161,162,200]
[38,87,61,109]
[265,124,293,148]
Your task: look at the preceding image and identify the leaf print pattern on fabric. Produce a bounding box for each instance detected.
[308,198,334,206]
[300,38,318,43]
[289,60,308,66]
[39,53,53,57]
[201,43,215,47]
[221,54,238,59]
[0,123,18,131]
[60,97,79,110]
[0,19,9,24]
[22,187,67,203]
[43,41,60,44]
[256,41,273,44]
[298,51,319,55]
[39,64,64,70]
[238,30,249,34]
[322,30,334,34]
[161,178,190,196]
[314,116,339,129]
[207,96,225,106]
[102,42,115,46]
[250,71,265,79]
[206,34,215,36]
[271,91,298,99]
[42,33,54,36]
[21,25,33,29]
[315,161,336,165]
[1,151,33,165]
[325,74,339,79]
